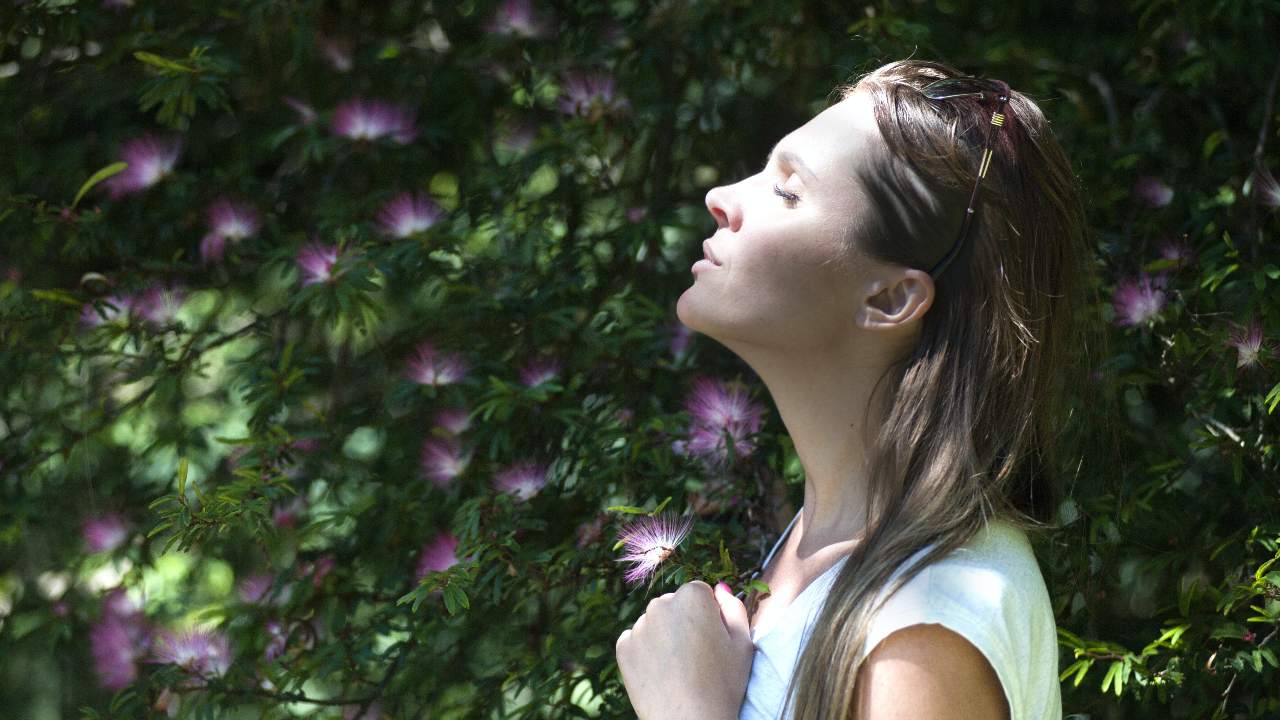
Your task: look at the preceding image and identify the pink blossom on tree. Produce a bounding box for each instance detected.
[614,511,695,586]
[1112,272,1167,326]
[420,435,470,489]
[1132,175,1174,208]
[102,135,182,199]
[331,97,417,144]
[405,340,469,386]
[295,241,341,286]
[377,191,443,239]
[200,197,261,264]
[491,460,548,501]
[83,512,131,553]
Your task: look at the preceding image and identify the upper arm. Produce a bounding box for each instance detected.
[854,622,1011,720]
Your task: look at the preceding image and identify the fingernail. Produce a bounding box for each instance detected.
[716,581,732,595]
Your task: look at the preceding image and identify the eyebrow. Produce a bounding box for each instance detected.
[763,140,818,184]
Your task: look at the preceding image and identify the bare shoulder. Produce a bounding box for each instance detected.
[854,623,1010,720]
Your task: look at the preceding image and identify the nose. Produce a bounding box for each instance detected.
[704,184,741,233]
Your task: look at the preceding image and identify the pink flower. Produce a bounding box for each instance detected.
[297,556,335,588]
[83,512,131,553]
[377,191,444,238]
[90,591,150,690]
[344,702,382,720]
[1226,317,1277,370]
[135,282,187,325]
[421,435,470,489]
[320,36,353,72]
[434,406,472,435]
[200,197,261,264]
[331,97,418,145]
[1132,175,1174,208]
[80,293,136,327]
[1245,163,1280,209]
[414,531,463,581]
[102,135,182,199]
[484,0,553,39]
[669,321,694,361]
[494,118,537,156]
[627,206,647,223]
[615,511,695,586]
[282,96,318,125]
[405,340,469,386]
[556,70,629,121]
[1112,272,1167,326]
[518,355,561,388]
[491,460,548,501]
[675,377,767,465]
[1158,237,1194,268]
[237,572,290,606]
[152,627,232,679]
[295,241,341,286]
[272,496,307,528]
[576,513,607,549]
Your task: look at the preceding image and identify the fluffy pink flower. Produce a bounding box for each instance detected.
[491,460,548,501]
[576,513,607,549]
[405,340,469,386]
[1158,237,1194,268]
[1112,272,1167,326]
[1245,163,1280,209]
[556,70,629,120]
[674,377,767,465]
[135,282,187,325]
[669,321,694,360]
[200,197,261,263]
[615,511,695,586]
[1226,317,1277,370]
[102,135,182,199]
[518,355,561,388]
[434,406,472,435]
[484,0,553,39]
[237,572,290,606]
[152,627,232,679]
[282,96,318,125]
[377,191,444,238]
[494,118,537,156]
[295,241,341,286]
[272,496,307,528]
[1132,175,1174,208]
[420,435,470,488]
[320,36,354,72]
[83,512,131,553]
[331,97,418,144]
[90,591,149,690]
[414,531,462,580]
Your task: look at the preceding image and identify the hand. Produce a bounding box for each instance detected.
[615,580,755,720]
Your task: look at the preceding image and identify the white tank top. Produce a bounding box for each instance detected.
[738,508,1062,720]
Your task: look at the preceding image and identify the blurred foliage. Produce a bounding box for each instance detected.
[1,0,1279,718]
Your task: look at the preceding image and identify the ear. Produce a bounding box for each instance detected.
[855,269,934,330]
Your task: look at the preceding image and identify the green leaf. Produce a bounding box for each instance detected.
[134,51,194,73]
[605,505,648,515]
[71,162,128,209]
[1264,382,1280,414]
[1100,660,1121,694]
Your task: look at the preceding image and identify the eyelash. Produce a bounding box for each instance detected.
[773,183,800,207]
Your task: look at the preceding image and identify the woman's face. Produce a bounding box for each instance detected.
[679,89,918,353]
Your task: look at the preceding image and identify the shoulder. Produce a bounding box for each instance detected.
[854,622,1010,720]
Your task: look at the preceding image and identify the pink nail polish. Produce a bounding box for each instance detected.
[716,581,732,595]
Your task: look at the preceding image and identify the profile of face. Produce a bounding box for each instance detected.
[677,89,935,359]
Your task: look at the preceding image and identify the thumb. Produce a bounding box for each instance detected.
[713,581,750,641]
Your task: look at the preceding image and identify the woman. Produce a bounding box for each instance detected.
[615,58,1099,720]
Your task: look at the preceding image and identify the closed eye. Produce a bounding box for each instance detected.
[773,183,800,207]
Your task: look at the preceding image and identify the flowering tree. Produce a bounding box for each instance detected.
[1,1,1278,718]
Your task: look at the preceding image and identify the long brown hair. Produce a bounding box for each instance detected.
[779,59,1105,719]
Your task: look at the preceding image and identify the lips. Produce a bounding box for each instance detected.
[702,240,722,266]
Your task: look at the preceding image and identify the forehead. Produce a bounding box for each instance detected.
[783,91,879,187]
